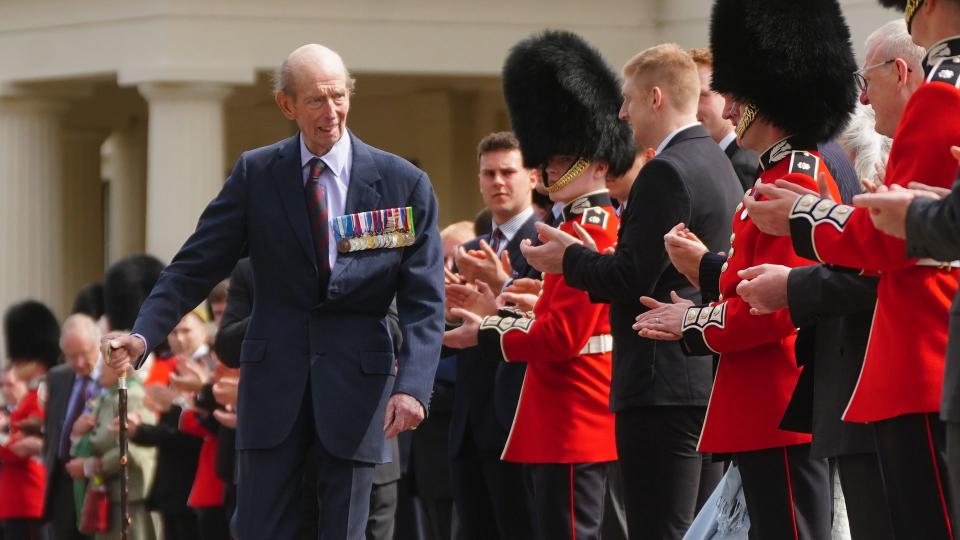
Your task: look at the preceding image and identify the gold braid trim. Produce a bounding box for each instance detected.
[735,103,758,140]
[546,158,591,193]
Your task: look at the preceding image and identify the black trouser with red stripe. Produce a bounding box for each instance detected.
[735,443,831,540]
[874,412,953,540]
[523,462,609,540]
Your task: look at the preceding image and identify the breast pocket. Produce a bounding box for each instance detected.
[239,339,267,363]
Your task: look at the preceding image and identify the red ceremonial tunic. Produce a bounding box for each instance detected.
[0,387,46,519]
[788,50,960,423]
[477,191,618,464]
[682,143,841,453]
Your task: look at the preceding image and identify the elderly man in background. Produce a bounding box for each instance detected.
[43,314,102,540]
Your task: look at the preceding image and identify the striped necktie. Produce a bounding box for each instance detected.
[305,158,330,296]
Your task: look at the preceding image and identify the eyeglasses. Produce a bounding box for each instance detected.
[854,59,913,93]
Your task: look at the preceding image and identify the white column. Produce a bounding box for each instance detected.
[102,121,147,264]
[0,97,68,322]
[62,128,108,308]
[138,82,232,263]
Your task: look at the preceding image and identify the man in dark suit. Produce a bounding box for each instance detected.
[522,43,742,539]
[101,44,445,540]
[445,131,537,539]
[689,47,759,191]
[216,258,403,540]
[43,314,100,540]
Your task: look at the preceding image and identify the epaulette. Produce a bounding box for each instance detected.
[787,151,820,179]
[927,57,960,88]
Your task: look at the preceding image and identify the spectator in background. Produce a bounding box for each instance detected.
[0,368,26,437]
[472,209,492,238]
[1,301,60,540]
[441,222,475,271]
[72,360,157,540]
[837,103,893,187]
[44,314,102,540]
[606,148,655,213]
[688,47,758,191]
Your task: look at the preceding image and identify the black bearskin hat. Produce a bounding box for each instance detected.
[502,30,636,176]
[4,300,61,367]
[103,254,164,331]
[710,0,858,142]
[71,282,104,320]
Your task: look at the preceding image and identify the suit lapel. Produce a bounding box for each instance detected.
[329,133,383,286]
[272,134,317,269]
[506,214,539,276]
[725,140,739,159]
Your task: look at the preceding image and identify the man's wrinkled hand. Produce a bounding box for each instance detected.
[383,393,425,440]
[736,264,791,315]
[100,332,145,375]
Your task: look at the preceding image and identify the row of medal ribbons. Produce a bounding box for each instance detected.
[333,206,417,253]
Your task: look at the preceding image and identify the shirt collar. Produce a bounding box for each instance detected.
[300,131,351,179]
[656,122,701,155]
[718,131,737,152]
[492,207,534,243]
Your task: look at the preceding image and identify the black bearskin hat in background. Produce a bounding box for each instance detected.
[103,254,164,332]
[5,300,61,367]
[502,30,636,176]
[710,0,858,142]
[71,282,105,320]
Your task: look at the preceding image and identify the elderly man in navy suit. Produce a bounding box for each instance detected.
[101,44,445,540]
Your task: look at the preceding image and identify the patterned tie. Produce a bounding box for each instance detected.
[489,228,505,255]
[305,158,331,296]
[59,377,90,460]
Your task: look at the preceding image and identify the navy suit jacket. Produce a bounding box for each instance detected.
[132,132,445,464]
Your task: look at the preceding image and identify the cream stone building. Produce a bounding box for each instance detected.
[0,0,894,336]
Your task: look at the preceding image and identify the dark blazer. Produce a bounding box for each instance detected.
[215,258,401,484]
[131,404,202,513]
[132,132,445,464]
[724,140,759,191]
[906,175,960,421]
[563,125,743,411]
[448,214,539,458]
[782,265,878,458]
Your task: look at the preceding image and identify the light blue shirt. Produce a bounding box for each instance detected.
[300,132,353,267]
[491,207,534,255]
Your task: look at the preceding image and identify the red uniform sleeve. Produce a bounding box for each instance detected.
[790,83,960,270]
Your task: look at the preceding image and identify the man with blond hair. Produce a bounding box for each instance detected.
[522,42,742,539]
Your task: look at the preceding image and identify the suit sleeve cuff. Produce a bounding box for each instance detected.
[905,197,938,259]
[131,334,150,370]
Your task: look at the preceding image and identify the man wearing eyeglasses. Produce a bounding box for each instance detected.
[856,20,925,139]
[742,0,960,537]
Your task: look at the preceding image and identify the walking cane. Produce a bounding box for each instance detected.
[108,347,131,540]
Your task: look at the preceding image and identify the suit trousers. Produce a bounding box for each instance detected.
[735,444,831,540]
[615,406,722,540]
[523,462,608,540]
[836,452,894,540]
[449,431,532,540]
[234,384,375,540]
[873,412,953,540]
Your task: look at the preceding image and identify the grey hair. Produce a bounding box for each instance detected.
[836,103,893,186]
[865,19,925,70]
[60,313,101,348]
[272,58,357,97]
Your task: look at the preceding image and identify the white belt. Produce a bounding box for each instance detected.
[916,258,960,269]
[579,334,613,355]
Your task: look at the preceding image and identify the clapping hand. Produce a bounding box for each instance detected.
[632,292,694,340]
